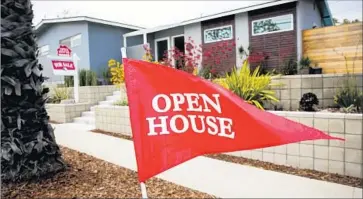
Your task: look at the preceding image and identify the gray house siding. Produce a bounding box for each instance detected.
[154,26,184,40]
[87,22,135,75]
[151,26,184,59]
[125,35,144,60]
[37,22,90,83]
[234,13,249,68]
[122,0,328,70]
[296,0,323,60]
[147,33,155,57]
[184,22,202,68]
[127,35,143,46]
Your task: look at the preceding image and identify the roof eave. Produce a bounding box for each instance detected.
[317,0,334,26]
[34,16,145,32]
[123,0,298,37]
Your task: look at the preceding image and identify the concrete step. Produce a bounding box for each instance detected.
[90,106,97,112]
[98,100,116,106]
[113,91,121,95]
[106,95,122,101]
[73,117,95,125]
[82,111,95,117]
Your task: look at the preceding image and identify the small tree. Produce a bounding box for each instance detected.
[108,59,125,86]
[1,0,66,182]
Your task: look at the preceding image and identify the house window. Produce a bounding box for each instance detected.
[155,37,170,62]
[71,34,82,47]
[204,25,233,44]
[59,34,82,48]
[252,14,294,36]
[38,45,49,56]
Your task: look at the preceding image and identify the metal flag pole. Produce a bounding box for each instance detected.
[140,182,148,198]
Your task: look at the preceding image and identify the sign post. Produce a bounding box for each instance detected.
[48,45,80,103]
[140,182,148,198]
[121,47,127,58]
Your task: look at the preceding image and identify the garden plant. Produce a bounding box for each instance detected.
[213,60,280,110]
[1,0,66,182]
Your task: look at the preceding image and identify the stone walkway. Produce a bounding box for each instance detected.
[53,123,362,198]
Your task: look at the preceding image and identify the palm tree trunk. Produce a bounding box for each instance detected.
[1,0,66,182]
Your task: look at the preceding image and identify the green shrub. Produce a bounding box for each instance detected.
[64,69,98,87]
[299,92,319,112]
[113,98,128,106]
[64,76,73,87]
[47,87,70,104]
[334,77,363,112]
[213,60,281,110]
[101,67,112,85]
[86,69,97,86]
[279,57,298,75]
[79,69,87,86]
[198,66,212,79]
[298,56,311,69]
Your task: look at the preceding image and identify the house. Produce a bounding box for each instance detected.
[123,0,334,74]
[35,16,144,83]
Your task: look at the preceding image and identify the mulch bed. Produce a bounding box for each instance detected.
[91,129,363,188]
[91,129,133,141]
[49,120,62,124]
[2,147,215,199]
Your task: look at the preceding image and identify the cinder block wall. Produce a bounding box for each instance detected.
[68,85,120,105]
[46,103,91,123]
[95,106,131,136]
[225,111,362,178]
[269,74,363,111]
[47,85,120,105]
[94,105,362,178]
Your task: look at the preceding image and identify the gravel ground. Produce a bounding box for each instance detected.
[91,129,362,188]
[2,147,215,199]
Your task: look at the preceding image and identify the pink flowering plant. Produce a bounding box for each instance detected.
[201,40,236,78]
[161,37,202,74]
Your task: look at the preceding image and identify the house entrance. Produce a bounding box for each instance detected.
[172,35,185,69]
[155,37,170,62]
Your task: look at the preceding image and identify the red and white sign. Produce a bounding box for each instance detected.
[51,60,75,70]
[123,58,344,183]
[49,45,78,76]
[57,45,72,57]
[48,45,80,102]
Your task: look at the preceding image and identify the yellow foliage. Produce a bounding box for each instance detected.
[142,52,153,62]
[213,61,281,110]
[192,67,198,76]
[212,78,228,89]
[108,59,124,87]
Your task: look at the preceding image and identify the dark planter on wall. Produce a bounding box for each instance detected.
[309,67,322,74]
[299,68,309,74]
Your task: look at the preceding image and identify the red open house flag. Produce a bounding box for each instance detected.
[123,59,343,183]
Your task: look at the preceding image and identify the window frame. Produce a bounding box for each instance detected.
[251,14,294,36]
[59,34,82,48]
[71,34,82,47]
[203,24,233,44]
[171,34,185,67]
[154,37,170,62]
[38,45,50,56]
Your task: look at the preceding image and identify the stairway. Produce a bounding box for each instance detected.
[73,90,124,127]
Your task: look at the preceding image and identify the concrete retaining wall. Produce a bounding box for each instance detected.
[95,105,131,136]
[94,105,362,178]
[226,111,362,178]
[46,103,92,123]
[47,85,120,105]
[268,74,363,111]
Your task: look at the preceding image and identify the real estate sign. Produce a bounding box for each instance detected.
[57,45,72,57]
[48,45,80,102]
[50,45,77,76]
